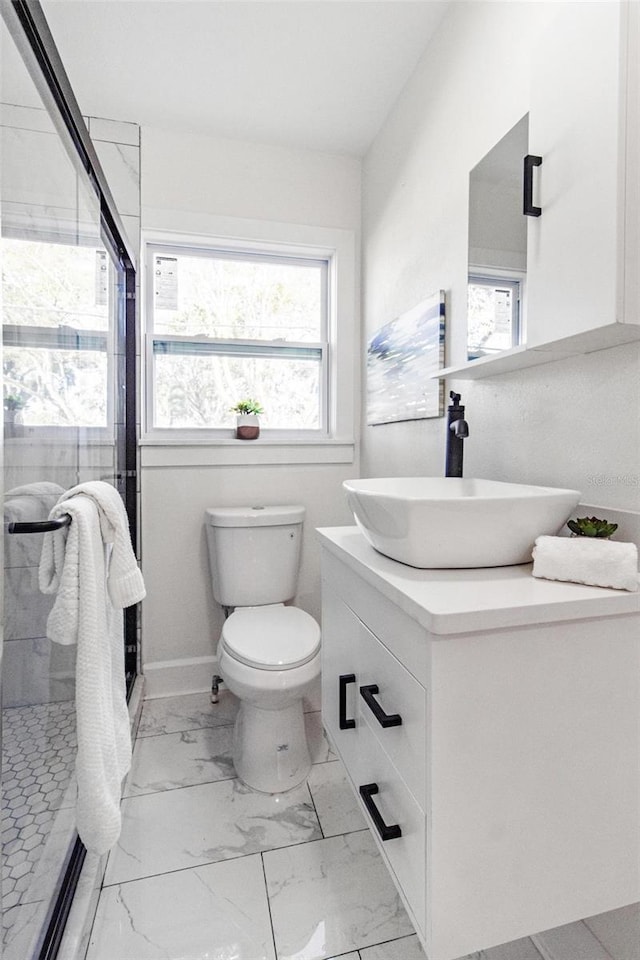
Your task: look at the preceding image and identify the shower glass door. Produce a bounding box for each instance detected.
[1,10,135,958]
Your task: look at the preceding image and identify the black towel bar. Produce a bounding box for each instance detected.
[6,514,71,535]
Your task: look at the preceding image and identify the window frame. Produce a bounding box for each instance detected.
[144,237,334,442]
[467,269,526,360]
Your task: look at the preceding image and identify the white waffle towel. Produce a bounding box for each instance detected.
[39,481,145,854]
[532,535,639,592]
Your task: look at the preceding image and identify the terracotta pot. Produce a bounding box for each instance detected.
[236,414,260,440]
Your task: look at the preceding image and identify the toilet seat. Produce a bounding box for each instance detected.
[221,605,320,671]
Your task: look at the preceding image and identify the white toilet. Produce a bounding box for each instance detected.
[205,505,321,793]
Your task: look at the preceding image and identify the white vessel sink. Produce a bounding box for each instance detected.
[343,477,581,568]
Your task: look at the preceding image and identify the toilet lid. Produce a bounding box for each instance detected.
[222,606,320,670]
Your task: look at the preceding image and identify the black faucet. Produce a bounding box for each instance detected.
[445,391,469,478]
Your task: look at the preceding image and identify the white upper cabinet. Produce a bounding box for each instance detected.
[527,0,637,349]
[445,1,638,380]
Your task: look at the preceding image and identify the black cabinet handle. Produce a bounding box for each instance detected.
[523,154,542,217]
[359,783,402,841]
[359,684,402,728]
[339,674,356,730]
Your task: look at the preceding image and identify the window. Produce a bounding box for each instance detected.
[467,274,522,360]
[145,242,329,437]
[2,237,114,432]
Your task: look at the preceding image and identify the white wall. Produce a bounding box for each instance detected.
[139,126,361,696]
[361,2,640,515]
[142,126,361,230]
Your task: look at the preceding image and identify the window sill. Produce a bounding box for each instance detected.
[4,430,114,445]
[140,438,356,468]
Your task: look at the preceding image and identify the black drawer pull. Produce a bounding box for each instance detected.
[359,684,402,728]
[359,783,402,841]
[339,673,356,730]
[523,154,542,217]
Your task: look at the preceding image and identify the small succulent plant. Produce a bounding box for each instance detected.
[230,399,264,416]
[567,516,618,539]
[4,392,27,411]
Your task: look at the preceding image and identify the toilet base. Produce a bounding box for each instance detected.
[233,699,311,793]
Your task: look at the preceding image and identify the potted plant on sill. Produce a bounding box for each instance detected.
[231,399,264,440]
[4,393,28,436]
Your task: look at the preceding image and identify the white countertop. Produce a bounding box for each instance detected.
[316,526,640,635]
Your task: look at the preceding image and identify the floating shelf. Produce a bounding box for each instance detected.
[433,323,640,381]
[435,346,533,380]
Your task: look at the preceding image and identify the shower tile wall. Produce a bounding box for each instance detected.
[87,115,141,256]
[3,490,72,708]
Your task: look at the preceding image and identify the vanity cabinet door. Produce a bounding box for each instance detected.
[321,580,427,937]
[356,617,427,810]
[527,1,634,346]
[356,715,427,936]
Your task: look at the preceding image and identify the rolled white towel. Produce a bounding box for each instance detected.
[532,536,639,592]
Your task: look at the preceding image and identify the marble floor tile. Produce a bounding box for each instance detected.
[480,936,545,960]
[87,854,275,960]
[307,760,366,837]
[533,921,611,960]
[263,829,414,960]
[105,777,321,886]
[360,935,427,960]
[305,711,336,765]
[359,933,545,960]
[2,899,48,960]
[124,725,235,797]
[584,903,640,960]
[137,690,239,737]
[130,707,331,797]
[326,954,359,960]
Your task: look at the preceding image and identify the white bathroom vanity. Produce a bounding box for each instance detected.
[318,526,640,960]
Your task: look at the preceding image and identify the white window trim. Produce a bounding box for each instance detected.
[145,241,329,439]
[141,215,357,463]
[468,264,527,349]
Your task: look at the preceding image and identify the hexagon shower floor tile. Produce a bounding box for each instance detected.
[2,700,76,936]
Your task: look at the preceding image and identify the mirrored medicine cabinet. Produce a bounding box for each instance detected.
[467,114,528,361]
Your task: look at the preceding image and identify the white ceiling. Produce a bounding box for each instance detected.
[41,1,448,156]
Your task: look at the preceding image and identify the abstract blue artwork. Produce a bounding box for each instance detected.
[367,290,445,425]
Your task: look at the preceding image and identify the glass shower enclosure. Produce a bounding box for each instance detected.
[1,3,138,957]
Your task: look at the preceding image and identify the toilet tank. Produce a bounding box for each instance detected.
[205,505,305,607]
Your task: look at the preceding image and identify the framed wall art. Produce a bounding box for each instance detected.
[367,290,445,425]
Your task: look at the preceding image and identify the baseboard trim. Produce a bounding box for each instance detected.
[142,655,218,699]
